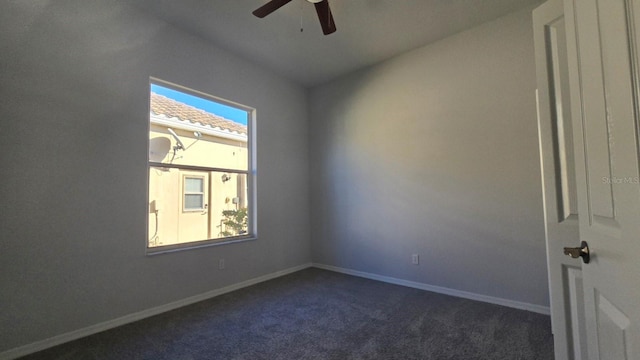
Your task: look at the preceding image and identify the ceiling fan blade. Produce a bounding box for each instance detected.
[252,0,293,18]
[314,0,336,35]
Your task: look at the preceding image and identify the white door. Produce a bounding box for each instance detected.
[541,0,640,358]
[564,0,640,358]
[533,1,588,359]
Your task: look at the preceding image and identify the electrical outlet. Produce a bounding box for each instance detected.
[218,259,225,270]
[412,254,419,265]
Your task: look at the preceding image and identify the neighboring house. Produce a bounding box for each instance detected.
[148,93,248,247]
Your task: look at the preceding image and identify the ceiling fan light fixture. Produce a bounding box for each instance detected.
[253,0,336,35]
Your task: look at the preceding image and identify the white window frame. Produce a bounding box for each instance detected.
[146,78,257,255]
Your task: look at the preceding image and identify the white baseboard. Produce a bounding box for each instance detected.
[2,262,549,359]
[312,263,551,316]
[0,263,312,360]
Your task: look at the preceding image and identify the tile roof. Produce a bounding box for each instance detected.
[150,92,247,135]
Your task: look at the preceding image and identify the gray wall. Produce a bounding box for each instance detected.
[0,1,310,352]
[309,8,549,307]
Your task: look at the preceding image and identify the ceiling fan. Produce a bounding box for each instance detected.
[253,0,336,35]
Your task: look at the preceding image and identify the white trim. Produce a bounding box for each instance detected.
[311,263,551,316]
[150,114,248,143]
[0,263,312,360]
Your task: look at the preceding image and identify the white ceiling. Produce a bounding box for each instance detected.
[138,0,541,87]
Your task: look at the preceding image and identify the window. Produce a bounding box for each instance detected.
[183,176,205,211]
[147,79,255,251]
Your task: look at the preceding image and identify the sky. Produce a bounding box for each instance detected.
[151,83,248,125]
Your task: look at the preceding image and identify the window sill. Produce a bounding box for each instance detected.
[146,236,257,256]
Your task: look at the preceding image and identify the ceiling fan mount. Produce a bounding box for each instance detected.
[252,0,336,35]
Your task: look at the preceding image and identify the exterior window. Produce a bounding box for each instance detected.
[183,176,205,211]
[147,79,255,251]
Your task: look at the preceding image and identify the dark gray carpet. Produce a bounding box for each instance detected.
[20,268,554,360]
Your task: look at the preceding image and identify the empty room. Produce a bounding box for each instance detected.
[1,0,638,359]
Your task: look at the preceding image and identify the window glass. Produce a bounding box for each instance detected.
[148,80,254,251]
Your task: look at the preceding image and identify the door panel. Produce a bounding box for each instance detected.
[572,0,618,223]
[547,14,579,222]
[567,267,587,360]
[595,292,632,359]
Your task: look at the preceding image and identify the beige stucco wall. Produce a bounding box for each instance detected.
[150,125,247,170]
[148,124,249,246]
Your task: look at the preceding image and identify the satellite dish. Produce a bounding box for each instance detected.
[149,137,171,162]
[167,128,185,150]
